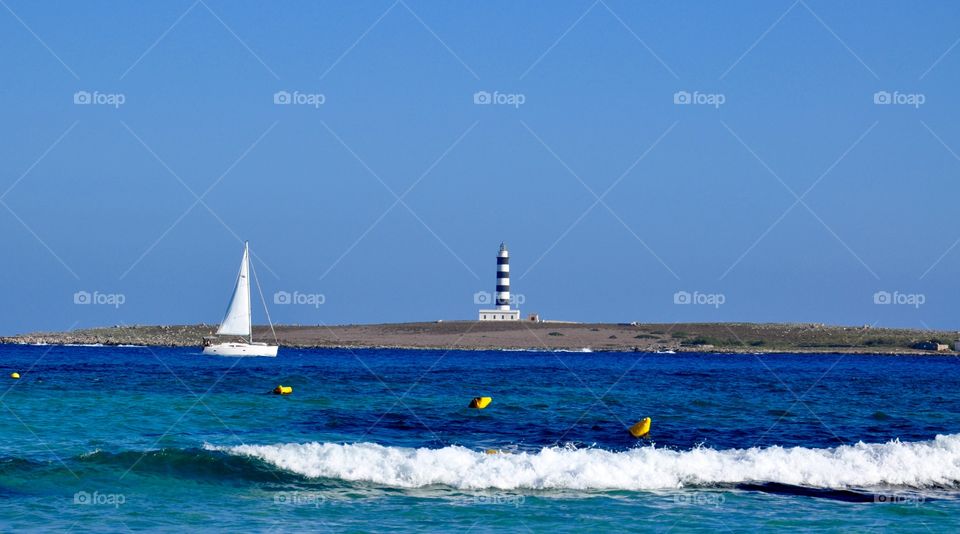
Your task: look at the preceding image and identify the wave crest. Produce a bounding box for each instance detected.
[211,434,960,490]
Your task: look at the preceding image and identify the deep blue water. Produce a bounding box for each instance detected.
[0,344,959,532]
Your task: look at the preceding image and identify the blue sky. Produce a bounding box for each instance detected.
[2,0,959,333]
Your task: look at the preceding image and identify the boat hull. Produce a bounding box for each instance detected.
[202,342,278,357]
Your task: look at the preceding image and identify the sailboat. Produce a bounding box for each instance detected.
[202,241,279,357]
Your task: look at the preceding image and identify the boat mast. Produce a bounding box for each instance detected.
[245,241,252,344]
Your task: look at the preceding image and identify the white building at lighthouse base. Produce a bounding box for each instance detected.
[479,309,520,321]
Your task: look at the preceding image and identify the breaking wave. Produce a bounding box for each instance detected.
[211,433,960,490]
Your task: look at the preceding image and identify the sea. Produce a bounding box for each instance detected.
[0,344,958,532]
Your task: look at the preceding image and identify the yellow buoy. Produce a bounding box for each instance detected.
[273,385,293,395]
[10,372,19,379]
[628,417,651,438]
[469,396,492,409]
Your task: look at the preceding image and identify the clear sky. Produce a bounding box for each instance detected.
[2,0,959,333]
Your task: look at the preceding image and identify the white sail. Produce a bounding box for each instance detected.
[216,242,252,336]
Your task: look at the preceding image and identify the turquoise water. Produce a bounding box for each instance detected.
[1,344,958,532]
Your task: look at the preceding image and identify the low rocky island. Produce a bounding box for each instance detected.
[2,321,957,354]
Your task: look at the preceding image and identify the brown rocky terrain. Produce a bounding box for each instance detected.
[2,321,958,354]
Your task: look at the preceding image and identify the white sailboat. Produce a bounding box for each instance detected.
[202,242,279,357]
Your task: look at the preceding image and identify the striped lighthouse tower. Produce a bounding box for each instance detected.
[495,242,511,310]
[479,242,520,321]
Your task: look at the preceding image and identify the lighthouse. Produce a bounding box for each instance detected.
[479,242,520,321]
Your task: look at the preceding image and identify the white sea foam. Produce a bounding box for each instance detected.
[211,434,960,490]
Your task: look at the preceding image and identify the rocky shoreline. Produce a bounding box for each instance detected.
[2,321,957,355]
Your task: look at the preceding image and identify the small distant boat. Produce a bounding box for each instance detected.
[202,242,278,357]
